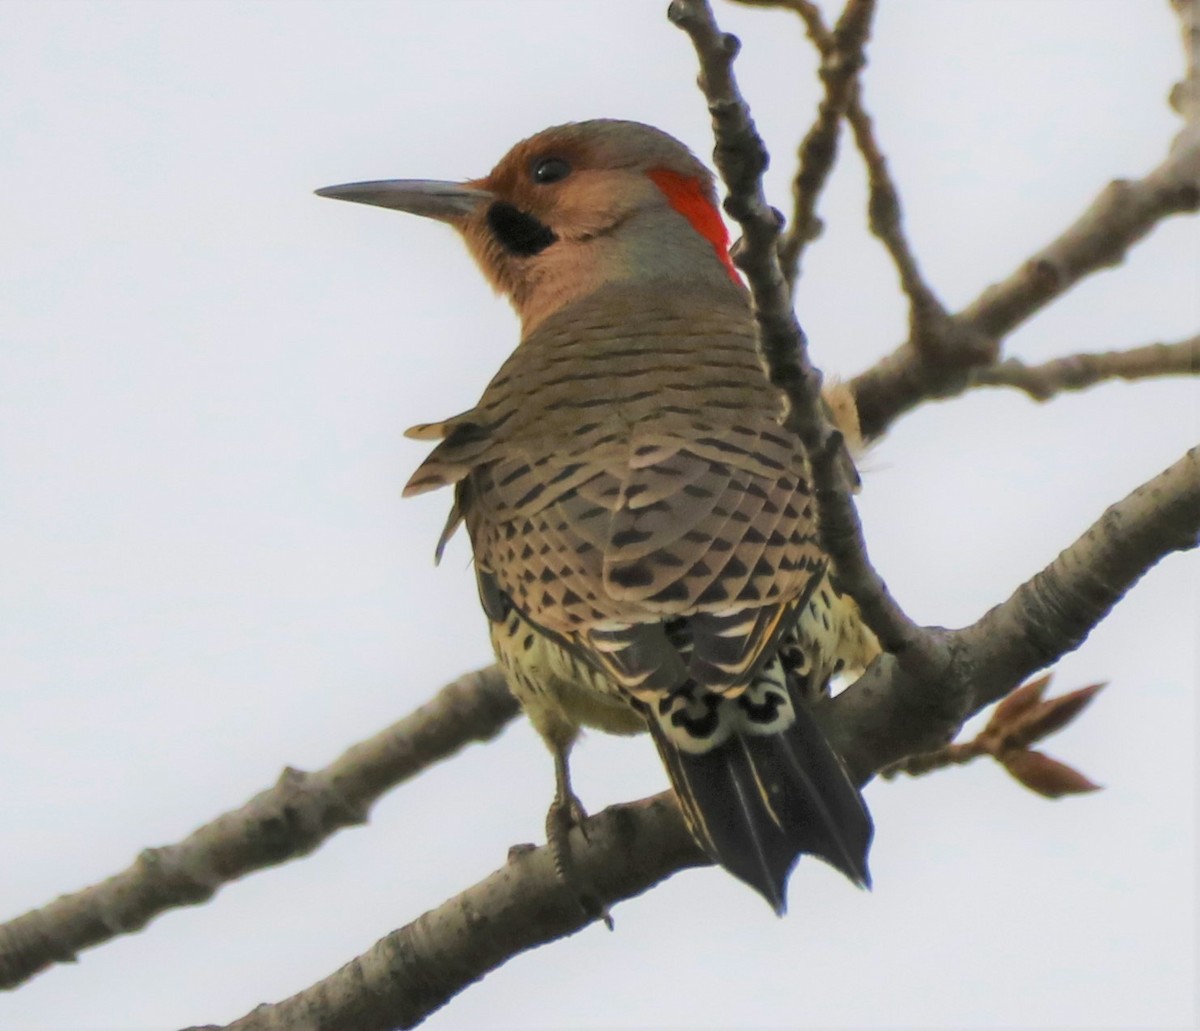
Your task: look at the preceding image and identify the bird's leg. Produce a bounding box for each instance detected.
[545,744,614,930]
[546,746,588,860]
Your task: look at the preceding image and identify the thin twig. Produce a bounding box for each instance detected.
[845,93,972,367]
[0,667,516,991]
[731,0,878,284]
[969,335,1200,401]
[734,0,826,32]
[737,0,971,366]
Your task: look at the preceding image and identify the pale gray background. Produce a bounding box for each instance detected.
[0,2,1196,1028]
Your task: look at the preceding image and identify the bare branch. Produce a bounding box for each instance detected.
[737,0,975,373]
[827,446,1200,779]
[1170,0,1200,126]
[853,169,1200,439]
[845,94,971,368]
[667,0,925,658]
[850,0,1200,440]
[730,0,877,284]
[960,177,1200,346]
[785,0,874,282]
[667,0,827,444]
[0,667,515,991]
[188,446,1199,1030]
[962,446,1200,712]
[969,335,1200,400]
[733,0,826,30]
[182,795,705,1031]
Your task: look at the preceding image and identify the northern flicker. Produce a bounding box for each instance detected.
[318,120,880,915]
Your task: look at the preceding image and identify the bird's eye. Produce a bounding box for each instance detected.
[531,157,571,184]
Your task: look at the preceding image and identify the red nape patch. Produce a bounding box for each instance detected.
[646,168,741,284]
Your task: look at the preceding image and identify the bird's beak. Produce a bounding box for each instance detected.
[314,179,493,223]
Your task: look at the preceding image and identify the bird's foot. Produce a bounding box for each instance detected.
[546,793,614,931]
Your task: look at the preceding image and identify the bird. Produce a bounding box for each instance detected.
[317,120,879,916]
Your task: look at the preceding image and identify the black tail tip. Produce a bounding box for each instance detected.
[744,850,872,916]
[649,690,874,917]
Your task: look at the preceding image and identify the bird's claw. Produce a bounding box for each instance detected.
[546,793,614,930]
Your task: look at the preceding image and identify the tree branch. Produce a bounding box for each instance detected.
[962,446,1200,712]
[192,445,1199,1031]
[736,0,983,374]
[667,0,827,444]
[968,334,1200,400]
[826,446,1200,780]
[667,0,926,659]
[180,795,704,1031]
[1170,0,1200,125]
[0,667,516,991]
[730,0,877,285]
[845,86,971,368]
[850,0,1200,440]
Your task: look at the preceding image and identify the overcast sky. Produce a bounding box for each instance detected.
[0,2,1196,1029]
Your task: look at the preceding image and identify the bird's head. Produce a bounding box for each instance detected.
[318,120,742,333]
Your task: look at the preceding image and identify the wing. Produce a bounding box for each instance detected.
[443,428,824,701]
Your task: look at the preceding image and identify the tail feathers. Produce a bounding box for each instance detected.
[650,702,872,914]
